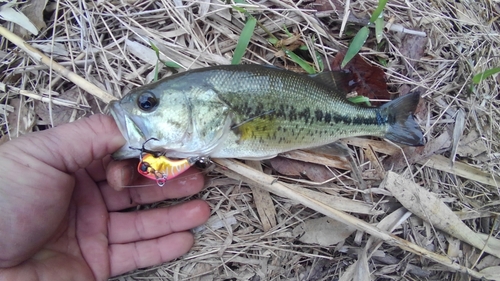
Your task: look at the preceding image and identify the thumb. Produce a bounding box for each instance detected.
[6,114,125,174]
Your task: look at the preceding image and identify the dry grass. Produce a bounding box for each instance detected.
[1,0,500,280]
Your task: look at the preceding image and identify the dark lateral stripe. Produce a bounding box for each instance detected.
[231,104,385,127]
[317,109,383,126]
[376,110,387,126]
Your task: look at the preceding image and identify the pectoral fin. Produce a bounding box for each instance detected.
[235,117,278,143]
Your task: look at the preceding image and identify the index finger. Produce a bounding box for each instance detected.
[6,114,125,174]
[102,164,205,211]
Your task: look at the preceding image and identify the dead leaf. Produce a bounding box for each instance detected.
[0,3,38,35]
[353,249,370,281]
[399,34,428,76]
[340,207,412,281]
[457,130,488,158]
[330,51,390,105]
[35,102,73,127]
[270,157,335,182]
[479,266,500,281]
[125,39,158,66]
[293,217,356,246]
[34,88,89,126]
[209,0,231,21]
[197,0,210,17]
[21,0,47,31]
[346,137,500,187]
[31,43,68,57]
[362,145,385,180]
[450,109,466,165]
[455,3,481,26]
[280,149,351,170]
[476,255,500,271]
[287,184,384,215]
[311,0,344,12]
[7,97,36,136]
[384,171,500,259]
[446,237,462,259]
[188,262,215,281]
[383,130,450,171]
[245,160,277,231]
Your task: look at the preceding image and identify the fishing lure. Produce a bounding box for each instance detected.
[137,153,201,187]
[131,138,203,186]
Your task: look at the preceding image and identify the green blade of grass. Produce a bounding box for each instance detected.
[231,15,257,65]
[299,45,308,51]
[472,67,500,84]
[315,51,324,72]
[232,5,246,13]
[268,37,278,45]
[283,25,293,37]
[164,61,181,68]
[348,96,372,106]
[341,26,369,68]
[150,40,181,77]
[149,41,161,81]
[375,16,384,43]
[369,0,388,24]
[284,49,316,74]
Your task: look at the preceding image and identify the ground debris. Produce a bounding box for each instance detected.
[1,0,499,280]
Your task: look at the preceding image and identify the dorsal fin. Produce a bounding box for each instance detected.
[309,71,352,92]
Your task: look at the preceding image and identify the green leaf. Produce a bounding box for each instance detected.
[232,15,257,65]
[375,16,384,43]
[149,40,160,56]
[164,61,181,68]
[149,41,161,81]
[377,57,388,67]
[341,26,369,68]
[149,40,181,77]
[472,67,500,84]
[284,49,316,74]
[268,37,278,45]
[369,0,388,24]
[315,51,324,72]
[231,5,247,13]
[283,25,293,37]
[348,96,372,106]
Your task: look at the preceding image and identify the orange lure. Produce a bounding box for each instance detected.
[137,153,201,186]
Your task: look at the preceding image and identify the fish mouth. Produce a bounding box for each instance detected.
[107,101,146,160]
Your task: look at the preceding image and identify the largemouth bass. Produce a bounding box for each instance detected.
[108,64,423,160]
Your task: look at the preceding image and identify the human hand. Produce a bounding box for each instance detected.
[0,114,210,281]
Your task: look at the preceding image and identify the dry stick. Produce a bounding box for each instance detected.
[213,158,487,279]
[0,26,117,104]
[245,160,277,231]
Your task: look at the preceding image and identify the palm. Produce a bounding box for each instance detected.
[0,115,209,281]
[2,201,96,280]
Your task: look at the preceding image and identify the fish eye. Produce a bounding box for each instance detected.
[137,91,158,112]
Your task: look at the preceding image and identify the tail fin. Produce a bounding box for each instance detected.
[379,92,424,146]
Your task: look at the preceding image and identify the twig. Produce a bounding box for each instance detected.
[19,90,90,110]
[0,26,117,104]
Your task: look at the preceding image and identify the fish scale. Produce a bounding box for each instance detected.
[109,64,423,160]
[202,66,385,158]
